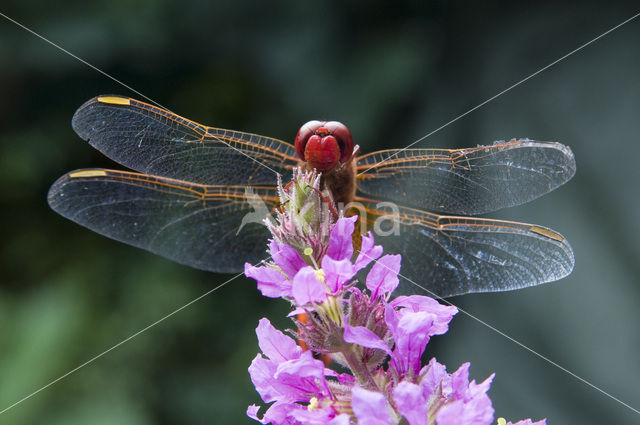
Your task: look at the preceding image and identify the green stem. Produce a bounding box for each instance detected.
[341,347,379,392]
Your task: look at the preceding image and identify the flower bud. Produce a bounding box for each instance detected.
[266,168,337,266]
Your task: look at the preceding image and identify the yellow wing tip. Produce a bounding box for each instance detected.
[97,96,131,105]
[69,170,108,178]
[529,225,564,242]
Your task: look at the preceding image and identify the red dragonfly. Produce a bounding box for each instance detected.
[48,96,575,297]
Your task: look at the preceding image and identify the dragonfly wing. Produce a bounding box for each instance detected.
[356,140,576,215]
[356,199,574,297]
[48,169,278,273]
[72,96,298,186]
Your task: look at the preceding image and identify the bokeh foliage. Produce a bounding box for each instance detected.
[1,1,639,424]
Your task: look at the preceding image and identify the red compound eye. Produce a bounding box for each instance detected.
[322,121,354,163]
[294,120,323,161]
[294,120,354,171]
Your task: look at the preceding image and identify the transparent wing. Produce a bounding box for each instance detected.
[356,198,574,297]
[48,169,279,273]
[356,140,576,215]
[71,96,299,186]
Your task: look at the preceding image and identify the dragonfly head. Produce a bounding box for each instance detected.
[295,120,354,171]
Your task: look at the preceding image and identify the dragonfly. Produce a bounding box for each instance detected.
[48,95,575,298]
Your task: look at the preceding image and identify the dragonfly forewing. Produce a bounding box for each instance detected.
[48,169,279,272]
[72,96,298,186]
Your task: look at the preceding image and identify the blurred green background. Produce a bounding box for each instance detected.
[1,1,639,424]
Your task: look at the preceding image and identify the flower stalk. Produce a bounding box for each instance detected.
[244,167,546,425]
[340,344,379,392]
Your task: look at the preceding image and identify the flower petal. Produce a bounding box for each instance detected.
[354,231,383,272]
[290,406,335,424]
[336,373,356,385]
[256,318,302,363]
[245,262,291,298]
[469,374,495,400]
[366,254,401,299]
[248,354,279,403]
[436,399,494,425]
[322,256,356,293]
[286,306,306,317]
[326,216,358,260]
[419,358,448,395]
[436,384,494,425]
[351,386,393,425]
[328,414,352,425]
[391,295,458,335]
[343,320,391,354]
[292,266,327,305]
[386,306,435,377]
[504,419,547,425]
[249,401,303,424]
[270,240,307,279]
[393,381,428,425]
[274,351,330,400]
[436,372,495,425]
[246,404,266,424]
[275,351,326,382]
[448,362,470,400]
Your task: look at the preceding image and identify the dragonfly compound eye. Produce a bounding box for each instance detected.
[294,120,354,171]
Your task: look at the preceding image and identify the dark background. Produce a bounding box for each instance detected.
[1,1,639,424]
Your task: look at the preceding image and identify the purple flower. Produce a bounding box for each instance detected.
[498,419,547,425]
[256,317,302,363]
[270,240,307,278]
[386,305,436,378]
[335,373,356,386]
[436,365,495,425]
[326,215,358,261]
[392,359,497,425]
[246,170,549,424]
[343,269,458,381]
[248,400,344,425]
[343,317,391,354]
[248,319,330,404]
[292,266,326,305]
[247,402,302,425]
[351,386,393,425]
[246,216,375,303]
[393,381,429,425]
[353,231,383,272]
[391,295,458,335]
[419,357,448,395]
[321,255,356,294]
[366,254,401,300]
[245,262,292,299]
[327,415,351,425]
